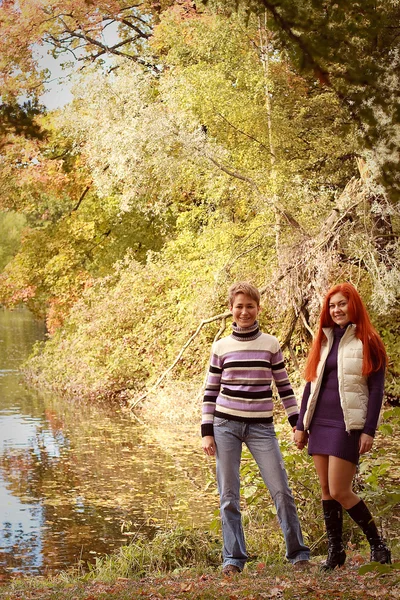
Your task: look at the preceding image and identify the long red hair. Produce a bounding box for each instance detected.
[304,282,387,381]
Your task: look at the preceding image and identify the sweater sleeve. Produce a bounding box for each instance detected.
[201,347,223,437]
[296,381,311,431]
[363,365,385,437]
[271,345,299,428]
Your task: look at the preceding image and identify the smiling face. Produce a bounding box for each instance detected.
[230,293,260,328]
[329,292,351,328]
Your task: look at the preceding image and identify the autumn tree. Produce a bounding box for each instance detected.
[19,7,398,404]
[0,0,172,103]
[0,102,46,148]
[0,110,170,329]
[0,3,398,399]
[0,0,184,328]
[0,212,26,271]
[202,0,400,204]
[2,0,399,203]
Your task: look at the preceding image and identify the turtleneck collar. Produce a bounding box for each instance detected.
[333,323,353,338]
[231,320,262,341]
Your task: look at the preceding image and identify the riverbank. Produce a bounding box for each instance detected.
[1,556,399,599]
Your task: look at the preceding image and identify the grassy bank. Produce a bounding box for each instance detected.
[1,391,398,599]
[1,514,399,599]
[1,557,399,599]
[1,407,398,599]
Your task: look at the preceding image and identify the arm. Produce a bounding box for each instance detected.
[359,364,385,454]
[271,345,299,429]
[201,348,223,438]
[363,365,385,436]
[296,381,311,432]
[202,435,215,456]
[293,381,311,450]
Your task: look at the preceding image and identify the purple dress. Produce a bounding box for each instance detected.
[297,325,385,465]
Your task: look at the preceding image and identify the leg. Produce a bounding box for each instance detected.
[245,423,310,564]
[326,458,390,563]
[346,500,391,564]
[326,456,358,509]
[315,456,390,566]
[313,454,359,506]
[213,418,247,571]
[320,498,346,570]
[313,455,346,570]
[312,455,331,500]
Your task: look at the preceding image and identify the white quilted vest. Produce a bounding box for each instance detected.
[303,325,369,432]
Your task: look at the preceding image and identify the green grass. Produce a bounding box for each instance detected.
[1,558,399,599]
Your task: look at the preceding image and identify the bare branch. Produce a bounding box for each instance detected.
[129,311,230,409]
[214,316,227,342]
[113,17,151,39]
[88,37,140,61]
[299,309,314,338]
[62,28,144,63]
[215,111,271,154]
[223,243,262,270]
[71,184,91,213]
[204,151,305,232]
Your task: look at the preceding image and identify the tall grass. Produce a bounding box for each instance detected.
[87,527,221,581]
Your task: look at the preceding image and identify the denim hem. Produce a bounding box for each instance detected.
[289,552,311,564]
[222,560,245,571]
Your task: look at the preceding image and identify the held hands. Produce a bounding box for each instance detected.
[292,431,374,453]
[359,433,374,455]
[202,435,216,457]
[293,428,308,451]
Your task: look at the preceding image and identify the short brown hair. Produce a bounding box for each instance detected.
[228,281,260,307]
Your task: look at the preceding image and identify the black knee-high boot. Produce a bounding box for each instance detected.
[346,500,391,564]
[321,499,346,571]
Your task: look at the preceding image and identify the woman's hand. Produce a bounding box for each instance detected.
[202,435,216,456]
[359,433,374,455]
[294,429,308,450]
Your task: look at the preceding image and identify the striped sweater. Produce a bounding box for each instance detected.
[201,321,299,437]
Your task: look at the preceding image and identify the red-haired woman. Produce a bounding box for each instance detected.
[294,282,391,569]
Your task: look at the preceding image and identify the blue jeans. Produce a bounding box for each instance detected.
[213,417,310,570]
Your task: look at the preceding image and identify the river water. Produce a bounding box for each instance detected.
[0,308,216,577]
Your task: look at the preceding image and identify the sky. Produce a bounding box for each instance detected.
[36,22,120,111]
[36,46,75,111]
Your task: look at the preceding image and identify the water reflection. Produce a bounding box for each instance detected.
[0,308,216,577]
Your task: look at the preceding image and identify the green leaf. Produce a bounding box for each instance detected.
[359,561,400,575]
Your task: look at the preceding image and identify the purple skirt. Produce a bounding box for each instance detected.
[308,424,361,465]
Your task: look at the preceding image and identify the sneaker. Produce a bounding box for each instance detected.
[222,564,241,576]
[293,559,311,571]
